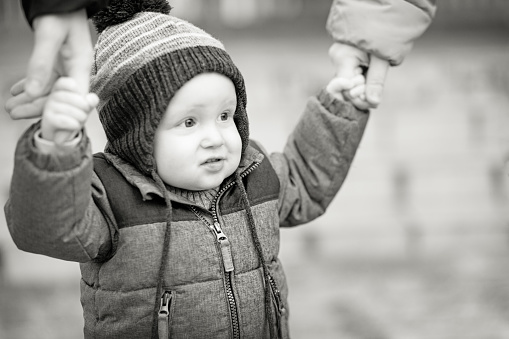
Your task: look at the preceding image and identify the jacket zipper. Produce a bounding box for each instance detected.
[158,290,173,339]
[190,207,239,339]
[190,161,260,339]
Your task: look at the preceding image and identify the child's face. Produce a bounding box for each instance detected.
[154,72,242,191]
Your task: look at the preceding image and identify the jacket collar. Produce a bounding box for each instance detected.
[102,144,264,203]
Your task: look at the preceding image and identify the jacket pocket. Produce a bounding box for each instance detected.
[158,290,175,339]
[268,274,289,339]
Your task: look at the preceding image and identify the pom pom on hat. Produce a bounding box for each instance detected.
[93,0,172,33]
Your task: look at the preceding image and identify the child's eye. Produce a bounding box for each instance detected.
[183,118,196,128]
[220,112,232,121]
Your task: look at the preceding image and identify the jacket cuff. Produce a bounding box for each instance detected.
[325,0,435,66]
[19,122,90,172]
[34,129,83,154]
[316,88,368,117]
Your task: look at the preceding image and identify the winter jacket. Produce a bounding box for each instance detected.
[5,89,369,338]
[327,0,436,65]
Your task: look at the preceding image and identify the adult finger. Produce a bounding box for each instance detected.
[11,71,59,99]
[26,15,67,97]
[60,10,93,95]
[5,90,47,116]
[10,79,26,96]
[365,56,389,107]
[5,91,31,114]
[8,97,48,120]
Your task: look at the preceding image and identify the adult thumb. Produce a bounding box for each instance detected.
[365,56,389,106]
[63,10,93,95]
[25,15,65,97]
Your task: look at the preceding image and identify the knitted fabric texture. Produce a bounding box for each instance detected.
[167,186,219,211]
[90,12,249,176]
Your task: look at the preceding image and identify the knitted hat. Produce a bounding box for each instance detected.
[90,0,249,177]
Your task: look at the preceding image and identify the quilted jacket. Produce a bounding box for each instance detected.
[6,90,369,338]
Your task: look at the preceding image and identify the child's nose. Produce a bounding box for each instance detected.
[200,124,224,148]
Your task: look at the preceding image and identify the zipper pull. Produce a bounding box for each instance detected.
[158,291,172,339]
[220,237,234,272]
[213,222,235,272]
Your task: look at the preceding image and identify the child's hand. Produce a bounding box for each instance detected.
[326,73,370,110]
[329,42,388,109]
[41,77,98,144]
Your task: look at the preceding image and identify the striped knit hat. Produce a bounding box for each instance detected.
[90,1,248,176]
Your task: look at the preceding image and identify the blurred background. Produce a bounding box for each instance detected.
[1,0,509,338]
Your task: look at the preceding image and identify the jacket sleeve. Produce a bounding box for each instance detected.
[21,0,110,26]
[269,89,369,227]
[327,0,436,65]
[4,123,116,263]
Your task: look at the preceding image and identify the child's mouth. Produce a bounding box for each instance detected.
[202,158,225,172]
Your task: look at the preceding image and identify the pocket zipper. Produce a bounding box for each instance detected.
[268,274,286,338]
[158,291,173,339]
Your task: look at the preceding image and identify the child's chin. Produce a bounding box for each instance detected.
[194,182,222,191]
[179,180,223,192]
[163,172,228,191]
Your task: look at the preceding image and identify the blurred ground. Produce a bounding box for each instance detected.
[1,3,509,339]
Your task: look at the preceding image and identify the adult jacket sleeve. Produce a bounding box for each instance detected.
[270,89,369,227]
[327,0,436,65]
[4,123,115,263]
[21,0,110,26]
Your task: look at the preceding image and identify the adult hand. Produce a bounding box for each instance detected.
[5,76,55,119]
[5,9,93,119]
[328,42,389,109]
[364,55,390,107]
